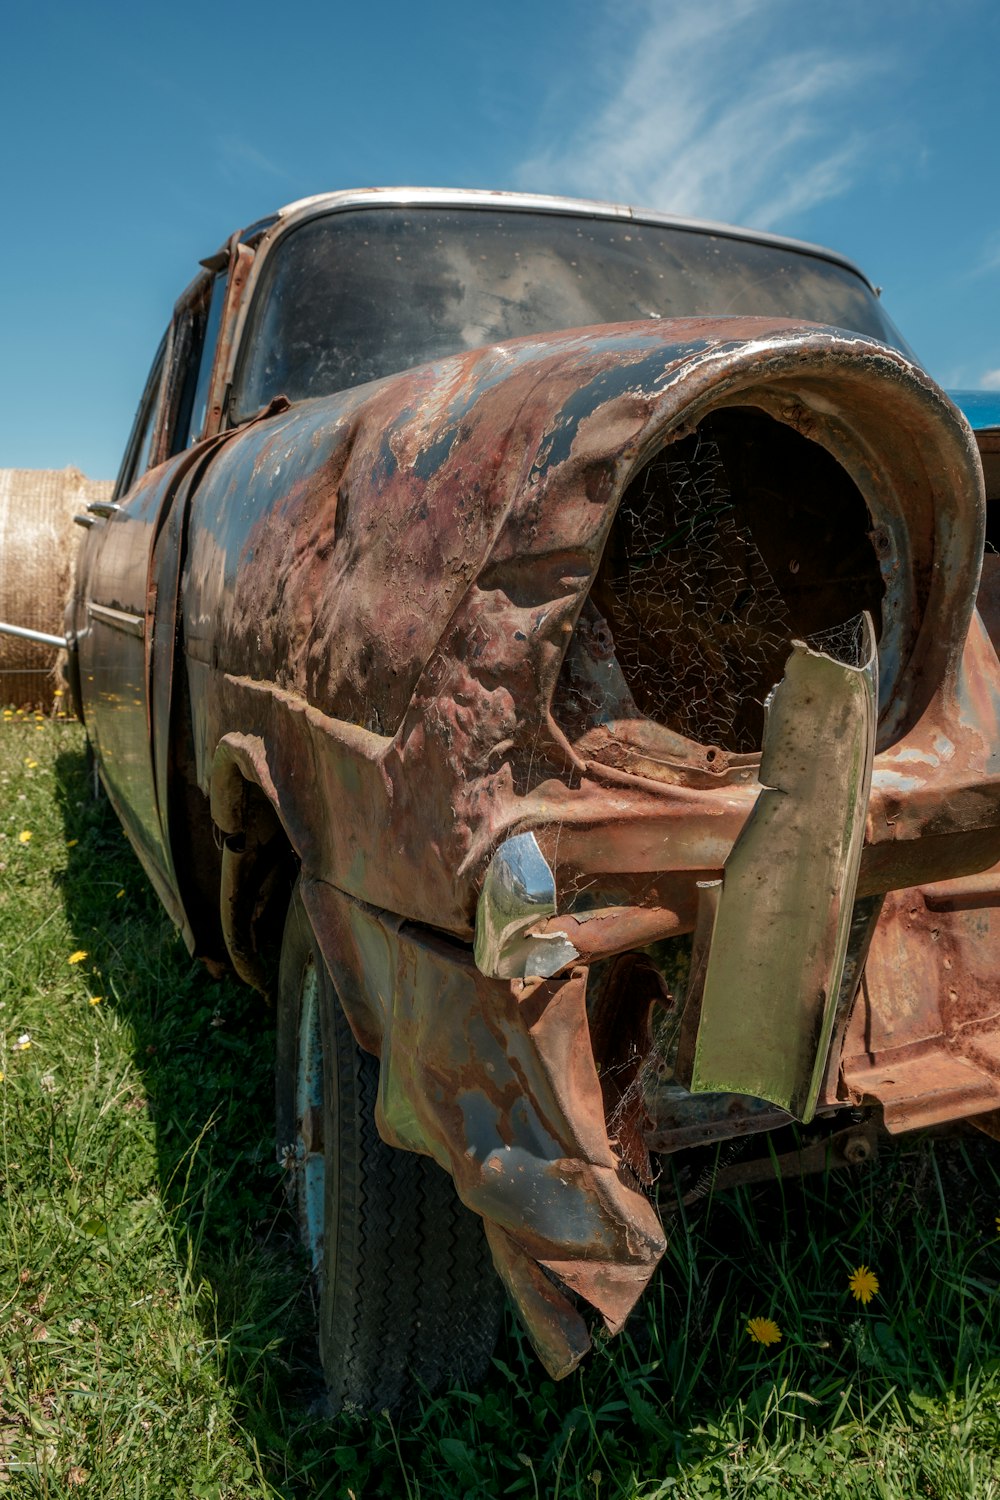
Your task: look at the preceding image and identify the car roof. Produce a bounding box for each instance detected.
[235,186,880,295]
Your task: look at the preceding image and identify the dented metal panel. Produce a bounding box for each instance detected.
[676,615,877,1119]
[188,322,992,932]
[298,874,666,1379]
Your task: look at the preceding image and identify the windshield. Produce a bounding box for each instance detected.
[233,207,905,419]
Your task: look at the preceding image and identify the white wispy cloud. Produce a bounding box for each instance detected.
[518,0,882,230]
[980,369,1000,390]
[215,134,300,187]
[969,235,1000,278]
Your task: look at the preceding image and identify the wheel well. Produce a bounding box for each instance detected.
[214,768,298,993]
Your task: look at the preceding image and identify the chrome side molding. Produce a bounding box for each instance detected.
[87,602,145,639]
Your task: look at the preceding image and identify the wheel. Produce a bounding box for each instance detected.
[275,882,504,1413]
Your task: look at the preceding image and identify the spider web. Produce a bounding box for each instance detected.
[804,614,868,668]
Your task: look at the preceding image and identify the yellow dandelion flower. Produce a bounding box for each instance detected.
[89,996,103,1006]
[746,1316,782,1346]
[15,1034,31,1051]
[0,1071,4,1082]
[67,950,88,965]
[848,1265,879,1304]
[995,1214,1000,1237]
[65,839,78,848]
[116,889,124,899]
[25,759,37,768]
[17,830,32,844]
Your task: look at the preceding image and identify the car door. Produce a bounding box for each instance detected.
[78,272,227,927]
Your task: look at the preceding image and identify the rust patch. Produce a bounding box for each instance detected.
[299,875,666,1379]
[842,880,1000,1130]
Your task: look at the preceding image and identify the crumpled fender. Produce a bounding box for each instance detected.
[298,873,666,1378]
[191,317,984,936]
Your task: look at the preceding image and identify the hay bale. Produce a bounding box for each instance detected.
[0,466,113,709]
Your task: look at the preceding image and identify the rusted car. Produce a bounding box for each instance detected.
[65,188,1000,1412]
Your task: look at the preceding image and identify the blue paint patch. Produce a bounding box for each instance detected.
[537,340,713,473]
[872,768,923,793]
[890,746,940,768]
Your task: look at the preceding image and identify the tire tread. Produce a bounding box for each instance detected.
[278,886,502,1412]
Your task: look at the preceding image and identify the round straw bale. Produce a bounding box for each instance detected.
[0,467,112,709]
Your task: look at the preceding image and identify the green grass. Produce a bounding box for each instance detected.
[2,712,1000,1497]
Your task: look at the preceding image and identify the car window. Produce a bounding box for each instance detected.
[114,334,168,499]
[180,272,228,448]
[233,209,907,420]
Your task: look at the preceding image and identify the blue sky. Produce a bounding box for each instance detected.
[2,0,997,480]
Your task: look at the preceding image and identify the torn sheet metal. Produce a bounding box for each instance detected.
[840,877,1000,1130]
[676,614,877,1120]
[299,874,666,1381]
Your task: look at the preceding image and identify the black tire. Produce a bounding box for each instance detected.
[275,883,503,1413]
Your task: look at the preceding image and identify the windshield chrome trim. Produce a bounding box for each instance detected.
[266,186,878,294]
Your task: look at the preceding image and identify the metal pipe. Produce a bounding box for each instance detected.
[0,620,68,650]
